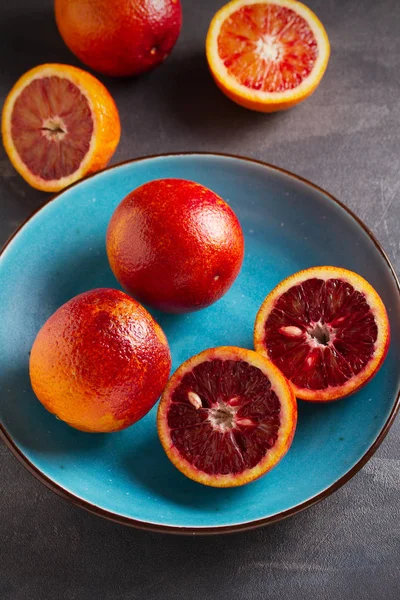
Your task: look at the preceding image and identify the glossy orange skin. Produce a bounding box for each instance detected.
[29,288,171,432]
[106,179,245,313]
[55,0,182,77]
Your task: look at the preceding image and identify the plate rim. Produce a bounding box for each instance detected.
[1,151,399,535]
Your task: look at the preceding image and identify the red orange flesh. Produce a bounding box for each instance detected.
[206,0,330,112]
[2,64,120,191]
[254,267,390,401]
[29,288,171,432]
[157,347,297,487]
[106,179,245,314]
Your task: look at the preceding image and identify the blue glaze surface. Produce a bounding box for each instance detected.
[0,154,399,530]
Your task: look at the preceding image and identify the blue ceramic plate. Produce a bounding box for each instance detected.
[1,153,399,534]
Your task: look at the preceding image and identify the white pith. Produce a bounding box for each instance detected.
[41,116,68,141]
[254,35,282,62]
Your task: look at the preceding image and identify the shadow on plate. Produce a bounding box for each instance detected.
[37,238,190,336]
[37,240,120,315]
[0,365,108,455]
[121,429,247,509]
[150,309,191,338]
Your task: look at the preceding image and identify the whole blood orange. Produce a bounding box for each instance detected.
[254,267,390,401]
[29,288,171,432]
[2,64,120,192]
[206,0,330,112]
[157,346,297,487]
[106,179,245,313]
[55,0,182,77]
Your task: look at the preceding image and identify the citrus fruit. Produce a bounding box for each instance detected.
[157,346,297,487]
[2,64,120,192]
[29,288,171,432]
[106,179,245,313]
[55,0,182,77]
[206,0,330,112]
[254,267,390,401]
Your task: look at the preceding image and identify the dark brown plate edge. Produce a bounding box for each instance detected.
[1,151,399,536]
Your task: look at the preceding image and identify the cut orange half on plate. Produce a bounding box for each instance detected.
[157,346,297,488]
[254,267,390,401]
[2,64,121,192]
[206,0,330,112]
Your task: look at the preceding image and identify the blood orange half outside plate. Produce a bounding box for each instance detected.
[0,153,399,534]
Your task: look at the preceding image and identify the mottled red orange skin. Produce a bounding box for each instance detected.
[29,288,171,432]
[55,0,182,77]
[106,179,245,313]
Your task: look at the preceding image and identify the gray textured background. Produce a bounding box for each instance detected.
[1,0,399,598]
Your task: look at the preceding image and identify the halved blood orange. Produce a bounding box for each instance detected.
[2,64,120,192]
[157,346,297,487]
[206,0,330,112]
[254,267,390,401]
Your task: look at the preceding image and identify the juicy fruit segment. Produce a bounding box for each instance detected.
[2,64,120,191]
[55,0,182,77]
[107,179,244,314]
[157,347,297,487]
[29,288,171,432]
[206,0,330,112]
[218,4,318,92]
[11,76,93,181]
[265,279,377,389]
[168,360,281,474]
[254,267,390,401]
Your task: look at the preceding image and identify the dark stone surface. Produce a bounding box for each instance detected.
[0,0,399,598]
